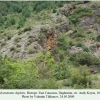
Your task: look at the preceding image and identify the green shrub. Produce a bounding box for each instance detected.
[10,17,16,25]
[57,33,71,50]
[63,79,73,87]
[82,46,89,52]
[22,6,31,18]
[14,36,21,43]
[38,34,45,42]
[0,14,4,26]
[68,7,93,23]
[0,57,39,89]
[18,30,22,35]
[75,32,85,38]
[54,62,70,80]
[53,9,56,13]
[39,78,58,89]
[17,16,26,29]
[76,41,84,47]
[1,41,6,46]
[7,34,12,40]
[58,49,66,61]
[70,52,99,66]
[5,17,16,28]
[28,48,36,54]
[76,42,89,52]
[97,35,100,41]
[68,14,78,24]
[23,26,31,32]
[70,66,92,88]
[10,46,16,51]
[73,7,93,18]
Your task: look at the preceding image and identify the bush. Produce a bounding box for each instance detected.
[28,48,36,54]
[23,26,31,32]
[53,9,56,13]
[39,78,58,89]
[63,79,73,87]
[0,14,4,26]
[68,7,93,23]
[97,35,100,41]
[38,34,45,42]
[14,36,21,43]
[10,17,16,25]
[22,6,31,18]
[17,16,26,29]
[57,33,71,50]
[54,62,70,80]
[0,57,39,89]
[68,15,78,24]
[10,46,16,51]
[58,50,65,61]
[82,45,90,52]
[70,66,92,88]
[5,17,16,28]
[7,34,12,40]
[70,52,99,66]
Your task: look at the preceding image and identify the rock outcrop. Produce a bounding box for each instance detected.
[89,65,100,74]
[79,16,95,27]
[67,46,83,54]
[55,20,70,33]
[59,4,75,17]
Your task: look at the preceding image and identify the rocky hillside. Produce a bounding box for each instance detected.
[0,1,100,60]
[0,1,69,59]
[1,1,100,89]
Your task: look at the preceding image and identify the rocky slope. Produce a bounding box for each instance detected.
[0,1,100,60]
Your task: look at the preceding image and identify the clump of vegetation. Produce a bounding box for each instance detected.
[28,48,36,54]
[7,34,12,40]
[16,44,21,48]
[96,35,100,42]
[17,16,26,29]
[57,33,71,50]
[14,36,21,43]
[1,41,6,46]
[70,66,92,88]
[5,17,16,28]
[38,34,45,42]
[23,26,31,32]
[53,9,56,13]
[68,7,93,23]
[54,62,70,80]
[10,46,16,51]
[0,1,100,89]
[70,52,100,66]
[18,30,22,35]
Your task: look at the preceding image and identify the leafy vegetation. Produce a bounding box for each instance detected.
[0,1,100,89]
[68,7,93,23]
[0,1,66,29]
[69,52,100,66]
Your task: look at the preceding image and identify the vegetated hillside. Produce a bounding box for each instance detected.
[1,1,100,89]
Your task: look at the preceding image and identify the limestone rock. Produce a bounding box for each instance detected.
[79,16,95,27]
[67,46,83,54]
[56,20,70,33]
